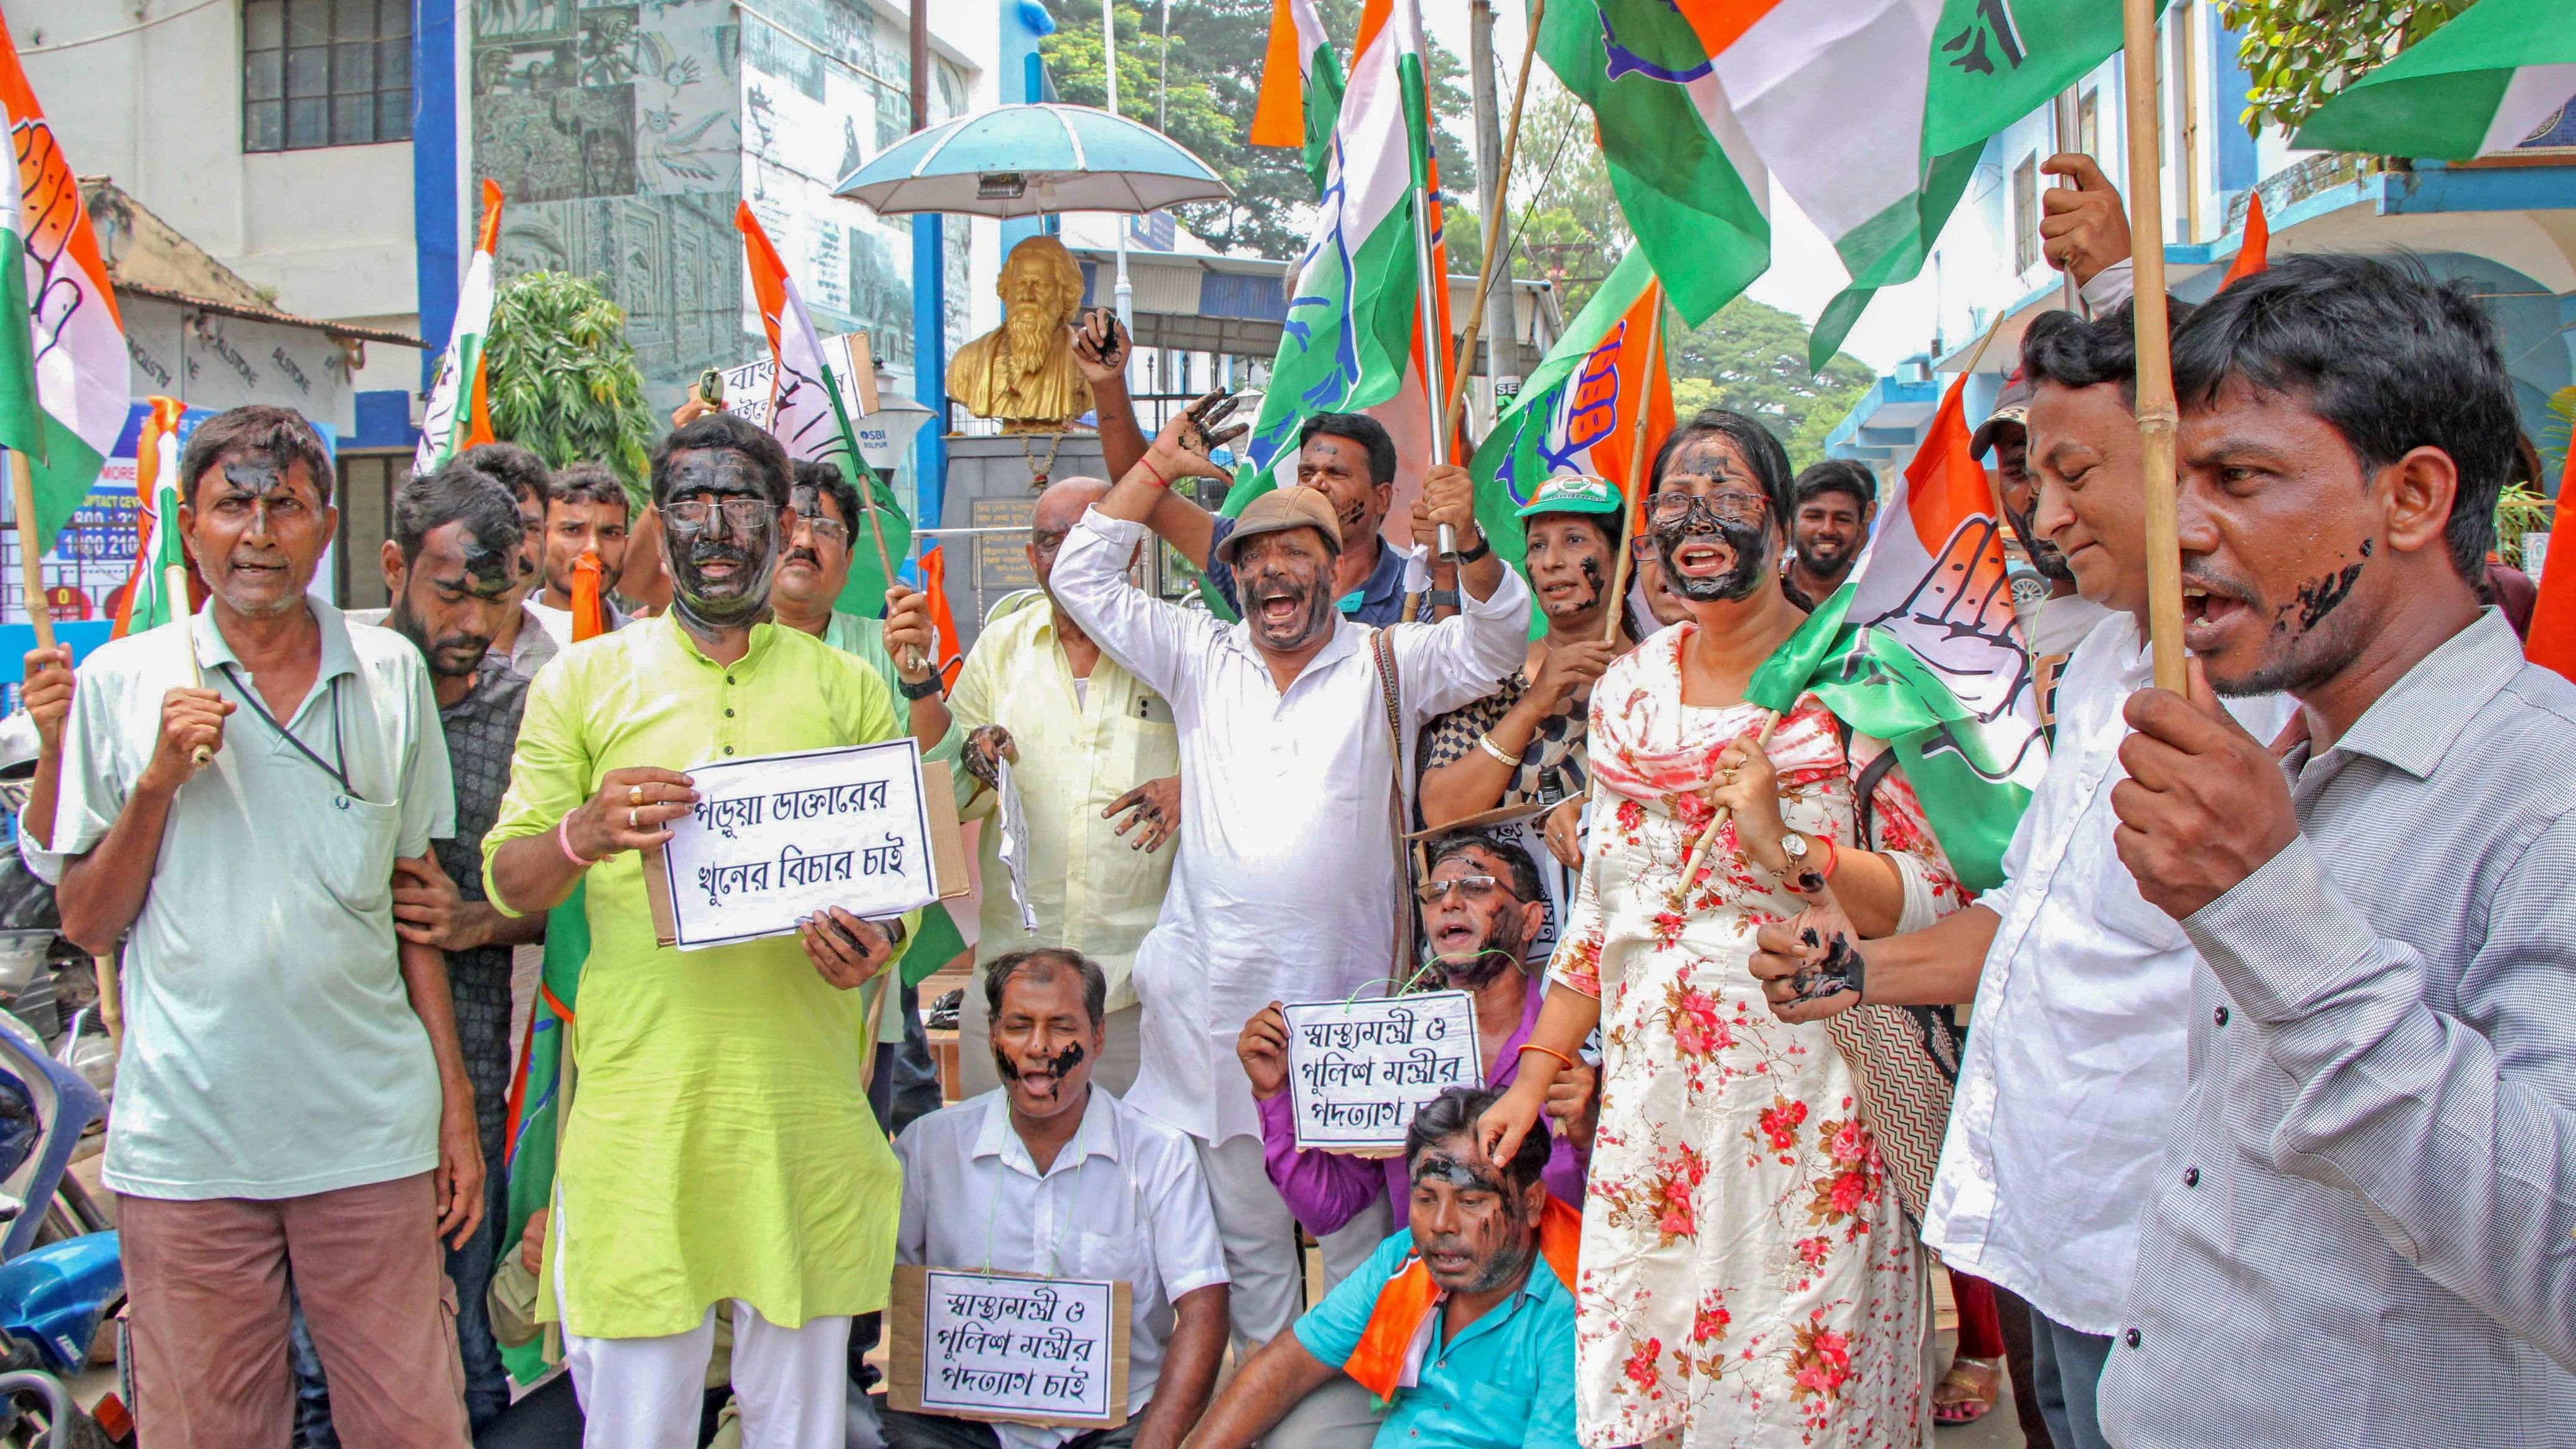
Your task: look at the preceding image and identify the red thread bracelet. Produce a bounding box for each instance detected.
[1137,457,1170,490]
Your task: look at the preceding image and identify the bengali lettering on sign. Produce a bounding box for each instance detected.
[654,739,937,950]
[890,1266,1131,1428]
[1282,991,1481,1151]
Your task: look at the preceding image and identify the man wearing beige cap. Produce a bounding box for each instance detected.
[1048,410,1531,1356]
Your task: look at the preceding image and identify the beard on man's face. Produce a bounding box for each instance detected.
[1001,300,1063,379]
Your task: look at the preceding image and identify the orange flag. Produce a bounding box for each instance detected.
[2525,445,2576,683]
[917,544,964,690]
[2220,191,2270,291]
[570,550,609,644]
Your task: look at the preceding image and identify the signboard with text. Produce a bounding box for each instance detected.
[889,1265,1131,1429]
[1282,991,1480,1151]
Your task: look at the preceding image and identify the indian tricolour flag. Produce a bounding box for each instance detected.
[1467,248,1672,573]
[112,397,189,637]
[1251,0,1345,193]
[1747,372,2042,891]
[413,181,503,477]
[0,12,127,559]
[2295,0,2575,160]
[735,202,911,610]
[1544,0,2134,366]
[1228,0,1454,535]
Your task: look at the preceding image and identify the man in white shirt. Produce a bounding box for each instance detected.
[1747,301,2286,1449]
[889,948,1229,1449]
[1976,370,2110,734]
[524,461,632,647]
[1048,413,1530,1353]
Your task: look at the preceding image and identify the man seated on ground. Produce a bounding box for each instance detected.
[887,948,1229,1449]
[1238,829,1592,1242]
[525,461,633,647]
[1188,1086,1579,1449]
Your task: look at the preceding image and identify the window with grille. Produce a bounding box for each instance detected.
[244,0,412,153]
[2012,154,2039,274]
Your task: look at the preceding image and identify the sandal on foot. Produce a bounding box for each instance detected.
[1933,1356,2003,1426]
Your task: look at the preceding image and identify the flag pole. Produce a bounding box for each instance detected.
[1600,283,1664,644]
[1444,0,1548,438]
[11,451,49,654]
[2121,0,2186,693]
[1413,163,1457,560]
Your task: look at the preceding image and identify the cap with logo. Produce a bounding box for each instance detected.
[1513,473,1625,520]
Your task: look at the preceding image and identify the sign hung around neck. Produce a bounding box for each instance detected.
[1282,991,1479,1152]
[642,739,970,950]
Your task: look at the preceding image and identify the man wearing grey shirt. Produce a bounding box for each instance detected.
[2100,253,2576,1443]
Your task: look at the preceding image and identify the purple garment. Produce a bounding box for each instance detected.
[1255,982,1591,1237]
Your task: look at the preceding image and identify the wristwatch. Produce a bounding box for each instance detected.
[899,673,944,701]
[1455,533,1493,565]
[1778,832,1811,868]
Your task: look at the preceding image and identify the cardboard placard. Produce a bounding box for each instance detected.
[642,747,971,950]
[889,1265,1131,1429]
[1282,990,1479,1151]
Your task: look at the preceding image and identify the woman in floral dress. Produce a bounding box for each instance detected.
[1482,410,1965,1448]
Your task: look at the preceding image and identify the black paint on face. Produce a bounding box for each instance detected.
[224,460,286,497]
[662,449,779,634]
[2292,559,2366,631]
[1651,504,1772,603]
[1424,850,1528,990]
[1408,1142,1537,1295]
[1238,533,1337,655]
[994,1038,1086,1088]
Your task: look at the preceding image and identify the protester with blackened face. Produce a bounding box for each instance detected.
[44,405,476,1448]
[1238,831,1594,1282]
[1188,1086,1580,1449]
[2094,253,2576,1449]
[887,948,1230,1449]
[1049,408,1530,1356]
[1477,409,1971,1445]
[481,409,931,1445]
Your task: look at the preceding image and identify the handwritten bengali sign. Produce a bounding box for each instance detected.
[656,739,938,950]
[890,1266,1131,1428]
[1282,991,1480,1151]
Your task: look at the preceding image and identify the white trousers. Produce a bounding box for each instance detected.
[564,1301,850,1449]
[1195,1134,1393,1358]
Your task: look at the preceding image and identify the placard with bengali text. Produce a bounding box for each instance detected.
[652,739,937,950]
[1282,991,1480,1151]
[889,1265,1131,1429]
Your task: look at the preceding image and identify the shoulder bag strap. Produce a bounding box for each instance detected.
[1373,629,1416,985]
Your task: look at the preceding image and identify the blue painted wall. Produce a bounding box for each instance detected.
[410,0,459,393]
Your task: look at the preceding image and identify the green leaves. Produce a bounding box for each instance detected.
[1664,296,1874,472]
[483,271,658,505]
[2218,0,2478,136]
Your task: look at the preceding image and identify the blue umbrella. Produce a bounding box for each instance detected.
[834,103,1232,218]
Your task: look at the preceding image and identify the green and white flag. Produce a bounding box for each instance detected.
[2295,0,2576,160]
[1543,0,2143,366]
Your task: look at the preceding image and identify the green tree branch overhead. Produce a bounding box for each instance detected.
[484,271,659,505]
[2217,0,2478,138]
[1040,0,1478,260]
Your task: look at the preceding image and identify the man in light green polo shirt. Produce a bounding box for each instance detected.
[484,411,914,1449]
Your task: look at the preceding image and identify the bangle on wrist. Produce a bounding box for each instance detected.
[899,673,944,701]
[1476,732,1520,769]
[557,812,593,867]
[1516,1042,1577,1074]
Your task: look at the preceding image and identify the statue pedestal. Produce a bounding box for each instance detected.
[933,432,1106,655]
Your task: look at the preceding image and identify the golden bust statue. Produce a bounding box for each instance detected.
[947,235,1095,431]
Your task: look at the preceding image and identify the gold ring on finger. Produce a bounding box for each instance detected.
[629,783,645,807]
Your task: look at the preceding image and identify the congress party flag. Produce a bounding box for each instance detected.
[1748,372,2044,890]
[1467,248,1672,573]
[0,12,128,557]
[1543,0,2138,367]
[415,182,504,477]
[1228,0,1453,539]
[2294,0,2576,161]
[736,202,910,610]
[112,397,190,637]
[1251,0,1347,192]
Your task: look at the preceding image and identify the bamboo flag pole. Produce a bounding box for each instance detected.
[2121,0,2187,693]
[1444,0,1548,438]
[10,451,50,655]
[1599,284,1666,644]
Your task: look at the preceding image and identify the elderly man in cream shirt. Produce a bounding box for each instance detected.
[949,474,1183,1096]
[1048,408,1530,1355]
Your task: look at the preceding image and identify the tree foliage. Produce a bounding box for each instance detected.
[1040,0,1478,260]
[1665,296,1876,472]
[1502,82,1630,317]
[484,271,659,502]
[2216,0,2477,137]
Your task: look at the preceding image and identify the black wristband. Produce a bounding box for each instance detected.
[898,673,945,701]
[1455,534,1492,564]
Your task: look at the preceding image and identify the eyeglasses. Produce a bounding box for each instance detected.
[793,512,849,543]
[1415,875,1505,906]
[665,497,774,531]
[1647,490,1769,529]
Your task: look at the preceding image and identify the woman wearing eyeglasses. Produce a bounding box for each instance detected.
[1476,410,1968,1449]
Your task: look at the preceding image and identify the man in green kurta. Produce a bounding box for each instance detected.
[484,412,914,1449]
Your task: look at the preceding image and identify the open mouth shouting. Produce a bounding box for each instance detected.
[2179,574,2256,655]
